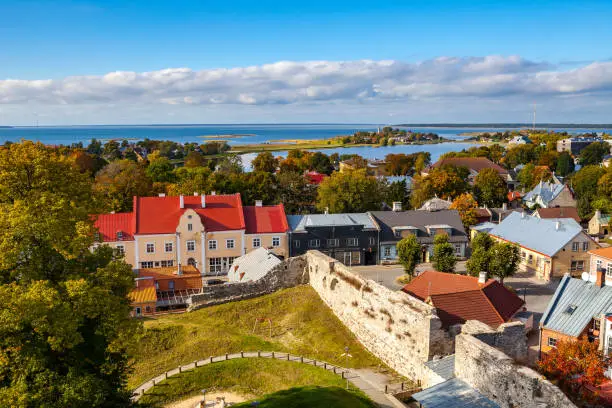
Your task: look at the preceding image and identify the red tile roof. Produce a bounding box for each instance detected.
[305,171,327,185]
[508,191,522,202]
[94,212,135,242]
[429,157,508,176]
[244,204,289,234]
[402,271,524,328]
[535,207,581,223]
[135,194,245,234]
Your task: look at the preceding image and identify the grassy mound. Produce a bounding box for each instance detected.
[234,386,376,408]
[137,358,370,407]
[130,285,382,388]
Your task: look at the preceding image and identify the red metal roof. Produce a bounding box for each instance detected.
[402,271,524,328]
[94,212,135,242]
[243,204,289,234]
[305,171,327,185]
[135,194,245,234]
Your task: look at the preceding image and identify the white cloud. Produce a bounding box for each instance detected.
[1,56,612,124]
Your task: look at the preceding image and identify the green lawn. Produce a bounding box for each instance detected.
[130,285,382,388]
[233,386,375,408]
[137,358,373,407]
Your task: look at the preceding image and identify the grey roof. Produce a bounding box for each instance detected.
[228,247,281,283]
[424,355,455,381]
[541,274,612,337]
[370,210,468,244]
[412,378,500,408]
[523,181,566,206]
[488,212,582,257]
[287,213,377,232]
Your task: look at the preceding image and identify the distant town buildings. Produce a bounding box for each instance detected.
[423,157,516,189]
[522,181,576,209]
[556,136,603,155]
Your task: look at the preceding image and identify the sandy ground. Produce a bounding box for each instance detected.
[164,391,251,408]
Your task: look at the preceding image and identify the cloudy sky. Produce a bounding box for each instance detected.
[1,0,611,125]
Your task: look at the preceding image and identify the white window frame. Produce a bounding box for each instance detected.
[161,260,174,267]
[369,237,376,246]
[208,240,217,250]
[187,240,196,252]
[454,244,462,256]
[187,223,193,232]
[272,237,280,247]
[140,261,154,269]
[165,242,173,253]
[294,240,301,248]
[384,247,391,257]
[582,242,589,251]
[209,257,222,274]
[346,238,358,247]
[226,239,235,249]
[607,263,612,279]
[309,239,320,248]
[548,337,558,348]
[146,243,155,254]
[252,238,261,248]
[327,238,339,247]
[572,242,579,252]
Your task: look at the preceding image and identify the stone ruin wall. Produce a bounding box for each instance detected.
[189,255,309,311]
[305,251,453,380]
[455,332,576,408]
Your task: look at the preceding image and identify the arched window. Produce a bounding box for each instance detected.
[187,258,197,266]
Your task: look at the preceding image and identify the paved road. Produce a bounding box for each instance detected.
[132,351,406,408]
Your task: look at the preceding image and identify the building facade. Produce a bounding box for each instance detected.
[287,213,379,265]
[370,209,468,263]
[94,194,289,275]
[556,137,603,155]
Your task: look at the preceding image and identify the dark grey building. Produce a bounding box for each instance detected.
[287,213,379,265]
[369,209,468,263]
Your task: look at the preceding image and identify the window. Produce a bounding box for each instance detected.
[583,242,589,251]
[565,304,578,314]
[94,232,101,242]
[161,260,174,267]
[209,257,222,273]
[572,242,579,252]
[596,259,603,270]
[145,306,151,313]
[272,237,280,247]
[327,238,339,247]
[116,231,123,241]
[187,223,193,232]
[369,237,376,246]
[607,263,612,279]
[548,337,558,348]
[528,254,533,264]
[294,240,300,248]
[135,307,141,316]
[168,280,175,291]
[140,261,154,268]
[252,238,261,248]
[346,238,358,247]
[394,230,401,238]
[521,251,526,259]
[208,240,217,250]
[187,240,196,252]
[226,239,235,249]
[115,245,125,256]
[454,244,462,256]
[165,242,173,252]
[309,239,320,248]
[146,243,155,253]
[593,319,601,331]
[571,260,584,271]
[384,247,391,257]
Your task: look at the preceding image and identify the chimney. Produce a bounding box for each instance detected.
[596,267,605,288]
[211,191,216,196]
[255,200,263,207]
[478,271,487,284]
[201,194,206,208]
[324,207,329,214]
[502,202,508,211]
[179,195,185,209]
[158,193,166,197]
[392,202,402,212]
[193,192,198,196]
[595,209,602,219]
[555,221,560,231]
[521,211,525,219]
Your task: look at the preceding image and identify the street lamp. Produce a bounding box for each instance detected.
[201,389,206,406]
[341,346,353,390]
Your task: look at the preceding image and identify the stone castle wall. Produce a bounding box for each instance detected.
[455,333,575,408]
[188,255,308,311]
[305,251,453,380]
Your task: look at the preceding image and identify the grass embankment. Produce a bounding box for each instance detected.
[233,385,375,408]
[137,358,373,407]
[130,286,382,388]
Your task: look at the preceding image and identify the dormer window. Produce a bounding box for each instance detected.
[565,305,577,315]
[116,231,123,241]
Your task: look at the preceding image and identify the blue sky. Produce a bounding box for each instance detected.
[1,0,612,124]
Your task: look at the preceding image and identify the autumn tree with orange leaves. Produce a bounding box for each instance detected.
[538,336,608,403]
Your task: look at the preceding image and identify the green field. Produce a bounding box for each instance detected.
[136,358,374,407]
[130,286,383,389]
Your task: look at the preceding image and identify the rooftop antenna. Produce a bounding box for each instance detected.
[532,102,537,131]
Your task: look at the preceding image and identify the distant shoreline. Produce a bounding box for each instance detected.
[394,123,612,129]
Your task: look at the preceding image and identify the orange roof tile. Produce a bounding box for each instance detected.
[402,271,524,328]
[129,279,156,304]
[589,247,612,261]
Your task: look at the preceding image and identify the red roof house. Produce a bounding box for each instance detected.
[243,204,289,234]
[402,271,525,328]
[305,171,327,185]
[94,212,135,242]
